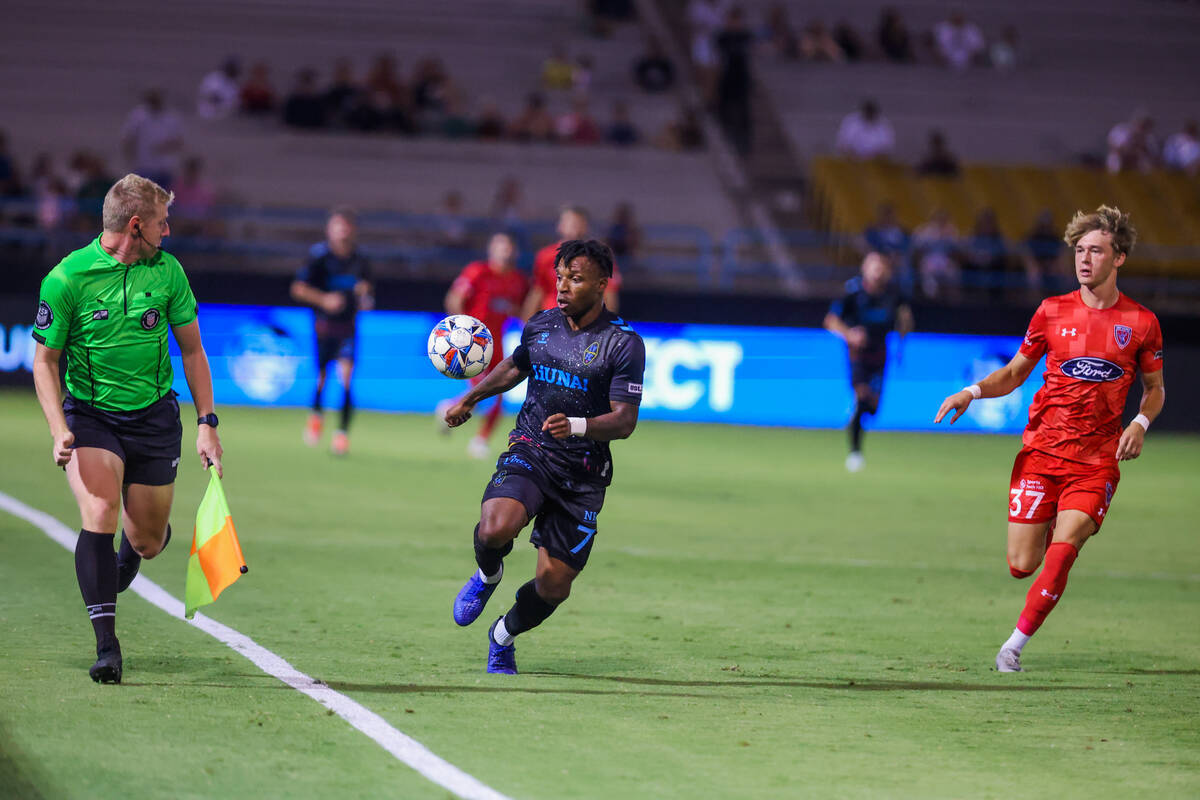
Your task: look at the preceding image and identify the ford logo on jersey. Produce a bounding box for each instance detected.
[1060,357,1124,382]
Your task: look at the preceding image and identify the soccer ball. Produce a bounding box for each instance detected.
[427,315,494,379]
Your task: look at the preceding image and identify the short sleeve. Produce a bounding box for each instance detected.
[1018,303,1047,360]
[1139,314,1164,374]
[296,249,324,285]
[166,259,198,326]
[607,334,646,406]
[828,295,845,319]
[511,317,537,371]
[32,268,74,349]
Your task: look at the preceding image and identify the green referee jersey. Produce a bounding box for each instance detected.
[32,236,198,411]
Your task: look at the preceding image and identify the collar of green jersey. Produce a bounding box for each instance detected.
[91,235,164,268]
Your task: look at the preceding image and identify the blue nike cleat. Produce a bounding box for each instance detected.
[487,618,517,674]
[453,572,498,626]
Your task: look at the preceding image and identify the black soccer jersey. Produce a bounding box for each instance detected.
[296,243,371,326]
[509,309,646,487]
[829,277,907,360]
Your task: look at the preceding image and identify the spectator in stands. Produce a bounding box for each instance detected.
[0,130,22,198]
[934,11,986,70]
[37,176,73,232]
[283,69,329,129]
[861,203,910,268]
[799,20,844,62]
[912,208,960,299]
[1163,120,1200,175]
[832,20,865,62]
[557,98,603,144]
[606,101,639,147]
[915,130,960,177]
[366,54,406,102]
[607,202,641,266]
[715,5,755,156]
[439,92,476,139]
[490,176,527,243]
[877,8,913,63]
[364,54,413,133]
[1022,209,1066,294]
[835,100,895,160]
[961,208,1008,298]
[324,58,363,126]
[989,26,1019,71]
[509,93,556,142]
[172,156,219,236]
[475,102,507,141]
[1106,111,1159,173]
[436,190,470,250]
[542,46,575,91]
[121,89,185,189]
[73,152,114,223]
[573,55,596,96]
[240,62,277,114]
[413,57,451,114]
[634,38,676,92]
[655,107,705,151]
[688,0,728,99]
[197,58,241,120]
[760,4,799,61]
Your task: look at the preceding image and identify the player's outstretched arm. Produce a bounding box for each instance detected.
[445,357,528,427]
[543,401,639,442]
[174,320,223,476]
[32,343,74,467]
[935,352,1038,424]
[290,279,344,314]
[1116,368,1164,461]
[823,312,867,349]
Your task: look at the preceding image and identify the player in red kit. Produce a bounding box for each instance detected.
[521,206,621,319]
[438,232,529,458]
[935,205,1165,672]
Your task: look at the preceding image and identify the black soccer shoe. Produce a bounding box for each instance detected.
[89,638,123,684]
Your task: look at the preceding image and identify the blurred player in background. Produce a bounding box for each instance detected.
[935,205,1164,672]
[443,239,645,674]
[436,232,529,458]
[291,207,373,455]
[824,252,913,472]
[31,173,224,683]
[522,206,621,319]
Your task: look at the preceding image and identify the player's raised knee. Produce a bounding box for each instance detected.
[1007,553,1040,578]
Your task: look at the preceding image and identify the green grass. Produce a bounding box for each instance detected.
[1,387,1198,799]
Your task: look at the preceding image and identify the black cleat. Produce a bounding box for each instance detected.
[89,638,123,684]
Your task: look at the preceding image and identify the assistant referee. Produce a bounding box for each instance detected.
[31,173,224,684]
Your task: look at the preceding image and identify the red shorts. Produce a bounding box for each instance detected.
[1008,447,1120,530]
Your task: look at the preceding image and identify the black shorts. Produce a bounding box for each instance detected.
[481,445,606,571]
[317,334,356,366]
[849,357,885,397]
[63,392,183,486]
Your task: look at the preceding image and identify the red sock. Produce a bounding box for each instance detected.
[1016,541,1079,636]
[478,397,503,440]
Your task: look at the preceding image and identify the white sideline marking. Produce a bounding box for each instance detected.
[0,491,512,800]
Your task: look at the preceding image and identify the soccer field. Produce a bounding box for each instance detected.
[1,388,1197,799]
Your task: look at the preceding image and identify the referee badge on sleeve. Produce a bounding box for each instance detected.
[35,300,53,329]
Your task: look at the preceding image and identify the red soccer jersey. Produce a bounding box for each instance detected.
[450,261,529,358]
[1018,290,1163,465]
[532,241,622,311]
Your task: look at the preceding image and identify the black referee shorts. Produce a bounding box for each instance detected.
[63,392,183,486]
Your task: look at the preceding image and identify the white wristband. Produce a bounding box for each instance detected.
[1131,413,1150,432]
[567,417,587,437]
[962,384,982,399]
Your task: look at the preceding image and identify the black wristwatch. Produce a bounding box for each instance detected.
[197,413,219,428]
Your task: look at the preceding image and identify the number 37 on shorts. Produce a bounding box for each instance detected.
[1007,447,1119,528]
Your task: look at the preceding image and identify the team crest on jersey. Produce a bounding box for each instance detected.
[1113,324,1132,349]
[537,331,550,344]
[35,300,53,329]
[492,471,507,487]
[140,308,160,330]
[1104,481,1114,506]
[583,341,600,364]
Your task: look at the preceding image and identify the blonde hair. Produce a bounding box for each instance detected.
[102,173,173,232]
[1062,204,1137,256]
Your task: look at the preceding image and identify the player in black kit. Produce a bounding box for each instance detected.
[444,239,646,674]
[823,252,913,472]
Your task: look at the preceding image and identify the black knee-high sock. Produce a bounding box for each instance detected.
[473,524,512,577]
[849,405,864,453]
[75,530,117,648]
[340,385,354,431]
[312,384,323,414]
[502,580,560,637]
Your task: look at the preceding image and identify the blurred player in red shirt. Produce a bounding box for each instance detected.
[935,205,1165,672]
[438,232,529,458]
[521,206,620,319]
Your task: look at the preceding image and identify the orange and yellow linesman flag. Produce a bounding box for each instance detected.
[185,469,247,619]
